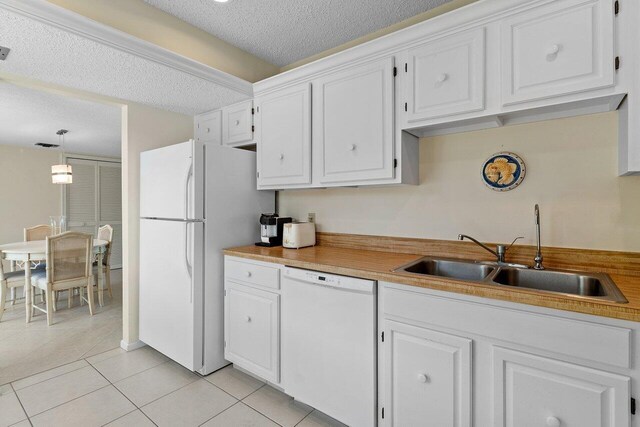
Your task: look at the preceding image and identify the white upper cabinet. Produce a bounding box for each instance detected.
[316,57,396,184]
[256,83,311,189]
[194,110,222,145]
[222,100,254,146]
[493,347,630,427]
[405,27,485,123]
[501,0,615,106]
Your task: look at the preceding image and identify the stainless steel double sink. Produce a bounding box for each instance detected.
[394,257,628,303]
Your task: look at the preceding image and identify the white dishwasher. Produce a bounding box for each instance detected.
[281,267,376,427]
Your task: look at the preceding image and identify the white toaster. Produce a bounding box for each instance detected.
[283,222,316,249]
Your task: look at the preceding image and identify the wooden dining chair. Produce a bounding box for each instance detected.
[29,232,95,326]
[24,224,53,242]
[21,224,52,306]
[94,225,114,300]
[0,253,25,322]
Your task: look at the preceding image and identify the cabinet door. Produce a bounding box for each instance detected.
[224,281,279,383]
[316,57,395,184]
[406,27,485,122]
[195,110,222,145]
[501,0,614,105]
[256,83,311,188]
[223,100,253,146]
[383,320,472,427]
[493,347,630,427]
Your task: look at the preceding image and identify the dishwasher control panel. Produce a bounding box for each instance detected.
[283,267,375,293]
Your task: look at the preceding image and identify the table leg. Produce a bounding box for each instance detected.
[98,252,104,307]
[24,263,32,323]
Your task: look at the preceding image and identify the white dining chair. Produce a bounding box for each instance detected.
[24,224,53,242]
[29,232,95,326]
[0,253,26,322]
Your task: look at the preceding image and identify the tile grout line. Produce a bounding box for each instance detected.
[26,383,113,420]
[90,360,158,427]
[7,357,90,389]
[240,384,300,427]
[9,382,33,427]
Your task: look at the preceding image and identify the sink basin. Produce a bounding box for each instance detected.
[489,268,628,303]
[395,257,495,282]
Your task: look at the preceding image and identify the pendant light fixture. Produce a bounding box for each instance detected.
[51,129,72,184]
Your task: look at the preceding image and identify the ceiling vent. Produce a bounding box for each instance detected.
[0,46,10,60]
[35,142,60,148]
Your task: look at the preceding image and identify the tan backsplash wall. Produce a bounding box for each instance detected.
[278,112,640,252]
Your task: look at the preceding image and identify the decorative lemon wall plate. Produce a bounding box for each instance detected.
[482,152,525,191]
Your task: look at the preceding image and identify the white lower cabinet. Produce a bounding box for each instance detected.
[493,347,630,427]
[379,281,636,427]
[383,320,472,426]
[224,264,280,384]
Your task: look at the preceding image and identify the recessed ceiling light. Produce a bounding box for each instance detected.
[213,0,229,3]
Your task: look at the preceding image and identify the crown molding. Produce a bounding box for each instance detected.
[0,0,253,96]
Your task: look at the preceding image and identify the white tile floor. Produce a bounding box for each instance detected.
[1,346,347,426]
[0,270,123,386]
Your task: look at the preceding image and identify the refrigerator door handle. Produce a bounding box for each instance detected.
[184,222,193,302]
[184,164,193,220]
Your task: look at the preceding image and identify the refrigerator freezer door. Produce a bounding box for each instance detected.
[139,218,204,371]
[140,140,203,220]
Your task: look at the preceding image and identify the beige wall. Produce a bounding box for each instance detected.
[121,103,193,346]
[0,145,62,246]
[279,112,640,252]
[46,0,279,83]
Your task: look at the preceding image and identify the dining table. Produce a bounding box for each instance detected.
[0,239,108,323]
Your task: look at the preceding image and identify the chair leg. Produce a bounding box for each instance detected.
[10,286,15,306]
[80,287,85,306]
[45,289,53,326]
[106,268,113,299]
[86,281,95,316]
[67,289,72,309]
[0,282,6,322]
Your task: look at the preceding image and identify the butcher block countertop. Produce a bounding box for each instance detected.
[225,233,640,323]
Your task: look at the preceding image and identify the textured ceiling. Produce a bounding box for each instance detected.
[0,7,249,115]
[0,82,121,157]
[144,0,453,67]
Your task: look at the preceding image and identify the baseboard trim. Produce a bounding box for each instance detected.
[120,339,146,352]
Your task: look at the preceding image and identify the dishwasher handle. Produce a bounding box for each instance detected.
[283,267,375,294]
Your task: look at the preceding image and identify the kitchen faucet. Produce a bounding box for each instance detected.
[534,204,544,270]
[458,234,523,264]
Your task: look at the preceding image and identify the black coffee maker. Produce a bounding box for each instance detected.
[256,214,292,247]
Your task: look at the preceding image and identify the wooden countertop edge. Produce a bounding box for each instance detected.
[224,248,640,323]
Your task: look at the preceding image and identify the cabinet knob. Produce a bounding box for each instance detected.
[546,416,561,427]
[348,144,356,151]
[279,153,285,160]
[235,120,240,126]
[417,373,429,383]
[436,73,448,83]
[245,271,252,278]
[546,44,561,61]
[246,315,252,322]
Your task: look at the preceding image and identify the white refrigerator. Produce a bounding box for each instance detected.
[139,140,274,375]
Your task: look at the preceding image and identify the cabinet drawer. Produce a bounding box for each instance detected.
[382,285,631,368]
[225,257,280,290]
[406,27,485,122]
[224,282,280,383]
[493,347,630,427]
[501,0,615,105]
[223,100,253,146]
